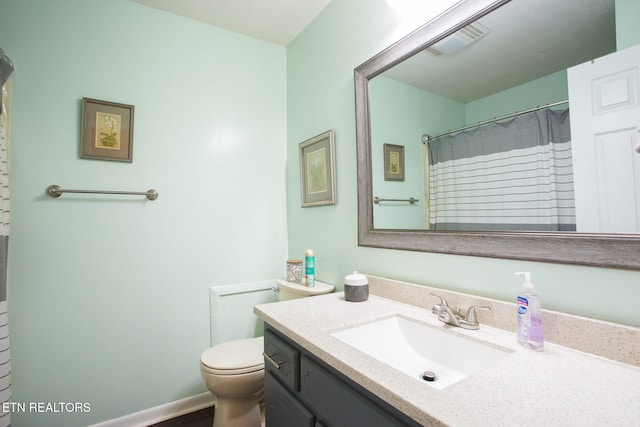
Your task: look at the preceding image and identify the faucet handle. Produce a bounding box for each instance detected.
[430,293,449,306]
[430,293,450,315]
[464,305,491,323]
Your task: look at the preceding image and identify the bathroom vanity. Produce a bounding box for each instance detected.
[255,276,640,426]
[263,326,420,426]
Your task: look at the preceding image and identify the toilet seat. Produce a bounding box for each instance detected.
[201,337,264,375]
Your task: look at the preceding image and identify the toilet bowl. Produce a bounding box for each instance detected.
[200,337,265,427]
[201,279,334,427]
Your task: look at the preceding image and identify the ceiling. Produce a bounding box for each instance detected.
[130,0,617,101]
[130,0,333,46]
[383,0,616,102]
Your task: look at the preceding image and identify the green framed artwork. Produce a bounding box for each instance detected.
[80,97,134,162]
[299,130,337,207]
[384,143,404,181]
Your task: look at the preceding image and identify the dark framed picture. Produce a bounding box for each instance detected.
[80,97,134,162]
[299,130,337,207]
[384,143,404,181]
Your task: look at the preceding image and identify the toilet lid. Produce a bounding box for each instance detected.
[201,336,264,373]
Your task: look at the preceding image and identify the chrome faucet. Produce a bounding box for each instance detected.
[429,293,490,330]
[429,293,453,317]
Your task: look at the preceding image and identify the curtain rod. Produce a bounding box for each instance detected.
[422,99,569,143]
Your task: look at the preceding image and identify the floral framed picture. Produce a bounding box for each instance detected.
[383,143,404,181]
[299,130,337,207]
[80,97,134,162]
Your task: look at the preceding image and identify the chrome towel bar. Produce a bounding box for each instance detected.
[373,196,419,205]
[46,185,158,201]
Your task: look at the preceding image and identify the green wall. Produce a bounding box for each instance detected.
[369,76,464,229]
[1,0,286,425]
[616,0,640,49]
[286,0,640,334]
[465,70,568,124]
[2,0,639,425]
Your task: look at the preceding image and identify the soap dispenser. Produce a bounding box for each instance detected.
[515,272,544,351]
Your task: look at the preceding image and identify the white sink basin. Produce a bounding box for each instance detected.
[331,315,511,389]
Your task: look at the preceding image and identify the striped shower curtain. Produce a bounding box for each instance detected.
[0,48,13,427]
[427,108,575,231]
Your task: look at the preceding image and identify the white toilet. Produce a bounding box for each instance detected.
[200,278,334,427]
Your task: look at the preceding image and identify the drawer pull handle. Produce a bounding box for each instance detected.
[263,352,284,369]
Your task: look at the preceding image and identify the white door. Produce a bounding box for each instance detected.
[568,43,640,233]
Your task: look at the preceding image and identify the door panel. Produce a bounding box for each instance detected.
[568,44,640,232]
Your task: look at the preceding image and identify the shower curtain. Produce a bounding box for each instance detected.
[427,108,575,231]
[0,48,13,427]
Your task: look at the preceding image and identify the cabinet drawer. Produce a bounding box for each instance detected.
[265,371,315,427]
[264,329,300,391]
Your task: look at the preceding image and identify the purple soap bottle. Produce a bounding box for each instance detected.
[515,272,544,351]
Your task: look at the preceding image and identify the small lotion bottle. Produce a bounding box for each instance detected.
[515,272,544,351]
[305,249,315,287]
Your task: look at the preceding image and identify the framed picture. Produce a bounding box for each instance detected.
[299,130,337,207]
[384,143,404,181]
[80,97,134,162]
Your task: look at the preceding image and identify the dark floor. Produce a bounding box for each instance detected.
[147,406,214,427]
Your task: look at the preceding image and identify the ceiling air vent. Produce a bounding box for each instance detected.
[425,21,489,56]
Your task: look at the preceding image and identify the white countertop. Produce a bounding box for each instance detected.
[255,292,640,426]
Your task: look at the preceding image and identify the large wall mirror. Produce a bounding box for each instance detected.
[355,0,640,269]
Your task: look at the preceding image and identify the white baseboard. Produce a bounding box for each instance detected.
[89,392,216,427]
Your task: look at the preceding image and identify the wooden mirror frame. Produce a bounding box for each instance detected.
[354,0,640,270]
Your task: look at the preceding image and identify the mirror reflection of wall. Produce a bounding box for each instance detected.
[370,0,640,233]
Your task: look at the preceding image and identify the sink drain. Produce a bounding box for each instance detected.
[422,371,437,382]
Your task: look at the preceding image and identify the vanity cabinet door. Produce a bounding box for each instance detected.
[264,329,300,391]
[265,371,315,427]
[300,355,410,427]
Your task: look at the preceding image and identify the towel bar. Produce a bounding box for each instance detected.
[46,185,158,201]
[373,196,419,205]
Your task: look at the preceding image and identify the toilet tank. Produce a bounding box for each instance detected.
[209,280,277,346]
[277,278,335,301]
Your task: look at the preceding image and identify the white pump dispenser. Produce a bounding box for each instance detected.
[515,272,544,351]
